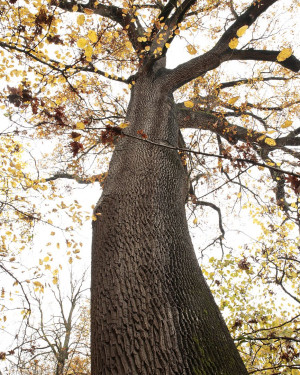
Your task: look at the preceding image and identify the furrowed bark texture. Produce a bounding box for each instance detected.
[91,73,248,374]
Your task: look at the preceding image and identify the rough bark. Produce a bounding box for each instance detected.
[91,73,248,374]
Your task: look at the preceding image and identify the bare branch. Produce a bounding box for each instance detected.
[193,199,225,237]
[0,264,31,314]
[218,76,290,90]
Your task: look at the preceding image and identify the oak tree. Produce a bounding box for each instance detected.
[1,0,300,374]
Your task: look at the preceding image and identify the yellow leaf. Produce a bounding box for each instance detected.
[184,100,194,108]
[85,45,93,59]
[193,217,198,225]
[76,122,85,129]
[186,44,197,55]
[277,48,293,61]
[165,43,170,48]
[257,134,266,141]
[229,38,238,49]
[72,5,78,11]
[9,257,15,262]
[88,30,98,43]
[228,96,239,105]
[77,38,88,49]
[236,25,248,37]
[33,281,42,287]
[77,14,85,26]
[277,48,292,62]
[69,257,73,264]
[119,122,129,129]
[44,256,49,262]
[84,8,94,15]
[53,277,58,285]
[237,192,242,198]
[281,120,293,128]
[265,137,276,146]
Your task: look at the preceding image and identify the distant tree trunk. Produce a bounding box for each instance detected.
[91,72,248,374]
[56,361,64,375]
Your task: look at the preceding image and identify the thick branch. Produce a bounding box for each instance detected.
[176,104,300,150]
[214,0,279,53]
[176,104,264,147]
[45,172,106,185]
[223,49,300,73]
[146,0,196,64]
[164,0,281,90]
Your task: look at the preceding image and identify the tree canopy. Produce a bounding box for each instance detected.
[1,0,300,374]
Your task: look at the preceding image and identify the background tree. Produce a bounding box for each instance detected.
[4,272,90,375]
[0,0,300,374]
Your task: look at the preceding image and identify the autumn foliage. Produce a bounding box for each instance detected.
[0,0,300,374]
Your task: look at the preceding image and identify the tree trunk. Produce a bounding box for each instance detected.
[91,73,248,374]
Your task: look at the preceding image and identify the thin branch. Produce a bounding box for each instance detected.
[122,132,300,178]
[0,264,31,314]
[0,40,126,84]
[193,199,225,237]
[248,364,300,374]
[243,314,300,335]
[218,76,290,90]
[56,0,144,52]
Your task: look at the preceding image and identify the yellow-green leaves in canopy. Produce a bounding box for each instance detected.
[281,120,293,128]
[265,137,276,146]
[76,122,85,130]
[85,45,93,60]
[236,25,248,37]
[277,48,293,61]
[186,45,197,55]
[228,96,239,105]
[77,14,85,26]
[77,38,88,48]
[88,30,98,43]
[119,122,129,129]
[184,100,194,108]
[229,38,239,49]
